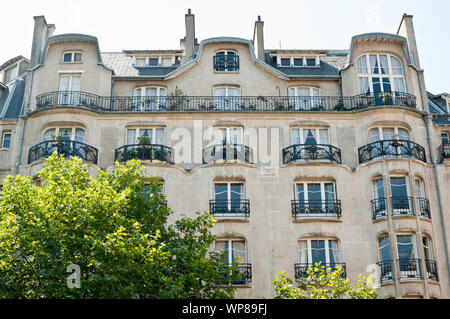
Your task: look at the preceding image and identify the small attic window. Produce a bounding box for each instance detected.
[63,52,82,63]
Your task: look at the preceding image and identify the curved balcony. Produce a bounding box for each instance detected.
[216,264,252,285]
[209,200,250,219]
[371,198,387,220]
[202,144,253,164]
[398,259,422,280]
[28,140,98,165]
[438,143,450,163]
[35,91,417,113]
[114,144,174,164]
[283,144,342,164]
[377,260,394,284]
[358,139,426,164]
[294,263,346,280]
[291,200,342,220]
[391,196,415,217]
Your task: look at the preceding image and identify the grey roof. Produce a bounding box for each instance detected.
[0,74,26,119]
[428,91,450,125]
[101,52,137,76]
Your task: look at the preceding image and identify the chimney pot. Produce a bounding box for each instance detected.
[188,8,191,14]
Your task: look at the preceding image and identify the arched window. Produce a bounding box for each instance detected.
[212,86,241,110]
[133,87,167,110]
[215,237,251,285]
[43,127,85,143]
[357,54,406,104]
[297,238,342,267]
[377,235,393,283]
[422,235,438,281]
[214,50,239,72]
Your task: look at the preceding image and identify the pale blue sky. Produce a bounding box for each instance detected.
[1,0,449,94]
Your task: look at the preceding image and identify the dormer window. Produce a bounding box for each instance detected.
[214,50,239,72]
[62,52,82,63]
[277,56,319,67]
[133,56,175,67]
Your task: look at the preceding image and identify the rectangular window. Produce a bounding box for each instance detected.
[127,128,164,145]
[293,58,303,66]
[135,58,146,67]
[2,132,11,148]
[161,58,172,67]
[148,58,159,66]
[306,58,316,67]
[63,52,82,63]
[280,58,290,66]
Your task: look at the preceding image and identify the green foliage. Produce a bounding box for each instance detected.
[167,88,187,109]
[0,153,235,299]
[273,263,378,299]
[137,136,151,145]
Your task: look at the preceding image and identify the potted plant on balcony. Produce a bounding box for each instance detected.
[167,88,187,111]
[333,103,345,111]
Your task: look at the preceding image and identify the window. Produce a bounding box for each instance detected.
[212,127,243,145]
[58,75,81,105]
[214,182,245,209]
[422,236,437,280]
[294,182,338,217]
[288,87,320,110]
[280,58,290,66]
[291,128,329,145]
[127,128,164,145]
[277,56,318,67]
[43,127,85,143]
[215,238,250,284]
[297,239,342,268]
[369,127,410,142]
[378,235,393,282]
[133,87,167,110]
[2,131,11,149]
[356,54,406,104]
[372,178,387,219]
[212,87,241,110]
[306,58,316,67]
[135,58,146,67]
[214,50,239,72]
[441,132,449,145]
[293,58,303,67]
[148,58,159,66]
[390,176,412,215]
[396,234,421,279]
[62,52,82,63]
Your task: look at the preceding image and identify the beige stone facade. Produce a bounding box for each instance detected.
[1,12,449,299]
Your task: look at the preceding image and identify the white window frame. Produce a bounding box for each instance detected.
[288,87,321,110]
[290,127,329,145]
[389,175,411,215]
[277,56,319,67]
[294,181,337,204]
[212,127,243,145]
[396,234,420,279]
[133,87,167,110]
[297,238,342,265]
[1,131,12,149]
[356,54,406,95]
[134,56,175,67]
[62,51,83,63]
[369,127,410,142]
[215,238,248,264]
[43,127,85,142]
[126,127,165,145]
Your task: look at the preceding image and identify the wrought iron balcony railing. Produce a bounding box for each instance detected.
[391,196,415,217]
[35,91,417,112]
[417,197,431,219]
[216,263,252,285]
[294,263,347,280]
[28,140,98,165]
[438,143,450,163]
[425,259,438,281]
[213,54,239,72]
[209,199,250,218]
[291,200,342,219]
[358,139,426,164]
[398,258,422,280]
[114,144,174,164]
[282,144,342,164]
[371,198,388,220]
[377,260,394,283]
[203,144,253,164]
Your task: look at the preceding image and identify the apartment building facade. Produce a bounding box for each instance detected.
[0,10,449,299]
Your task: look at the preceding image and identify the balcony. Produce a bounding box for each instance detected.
[216,264,252,285]
[358,139,426,164]
[438,143,450,163]
[35,91,417,113]
[282,144,342,164]
[398,259,422,280]
[291,200,342,220]
[209,200,250,219]
[213,54,239,72]
[114,144,174,164]
[371,198,388,220]
[28,140,98,165]
[203,144,253,164]
[377,260,394,284]
[294,263,347,280]
[425,259,438,281]
[391,196,415,217]
[417,197,431,219]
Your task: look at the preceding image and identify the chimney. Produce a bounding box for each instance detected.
[30,16,54,67]
[180,9,196,64]
[397,14,420,68]
[253,15,265,61]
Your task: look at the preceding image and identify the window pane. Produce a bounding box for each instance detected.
[324,183,335,201]
[398,128,409,140]
[357,56,368,74]
[306,58,316,66]
[378,236,391,262]
[155,129,164,145]
[74,53,82,62]
[382,78,391,92]
[146,88,157,97]
[71,76,81,91]
[296,184,305,201]
[127,129,136,145]
[232,240,247,263]
[397,235,415,260]
[63,53,72,62]
[390,177,408,197]
[293,58,303,66]
[230,184,243,201]
[319,129,329,144]
[373,179,385,199]
[358,77,370,95]
[135,58,146,66]
[390,56,403,75]
[280,58,290,66]
[2,133,11,148]
[298,241,308,263]
[370,128,380,142]
[303,129,317,144]
[229,128,243,144]
[213,88,226,96]
[44,129,56,141]
[393,78,406,93]
[379,55,389,74]
[382,128,395,140]
[59,128,72,140]
[328,240,341,264]
[307,183,322,202]
[162,58,172,67]
[148,58,158,66]
[214,184,228,201]
[74,128,85,143]
[369,55,379,74]
[310,240,326,264]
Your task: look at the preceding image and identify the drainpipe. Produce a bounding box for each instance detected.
[417,71,450,289]
[14,114,27,175]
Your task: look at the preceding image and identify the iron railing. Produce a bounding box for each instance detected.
[438,143,450,163]
[377,260,394,283]
[398,258,422,280]
[35,91,417,112]
[114,144,174,164]
[28,140,98,165]
[213,54,239,71]
[203,144,253,164]
[291,200,342,219]
[425,259,438,281]
[417,197,431,219]
[216,263,252,285]
[358,139,426,164]
[282,144,342,164]
[209,199,250,218]
[391,196,415,217]
[371,198,388,220]
[294,263,347,280]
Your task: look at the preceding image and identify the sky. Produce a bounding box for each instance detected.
[1,0,449,94]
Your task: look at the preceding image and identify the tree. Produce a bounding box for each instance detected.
[273,263,378,299]
[0,153,236,298]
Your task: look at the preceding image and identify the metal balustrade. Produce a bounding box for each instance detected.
[358,139,426,164]
[282,144,342,164]
[28,140,98,165]
[294,263,347,280]
[114,144,174,164]
[213,54,239,71]
[397,259,422,280]
[209,200,250,218]
[438,143,450,163]
[291,200,342,219]
[216,264,252,285]
[377,260,394,283]
[35,91,417,112]
[371,198,388,220]
[202,144,253,164]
